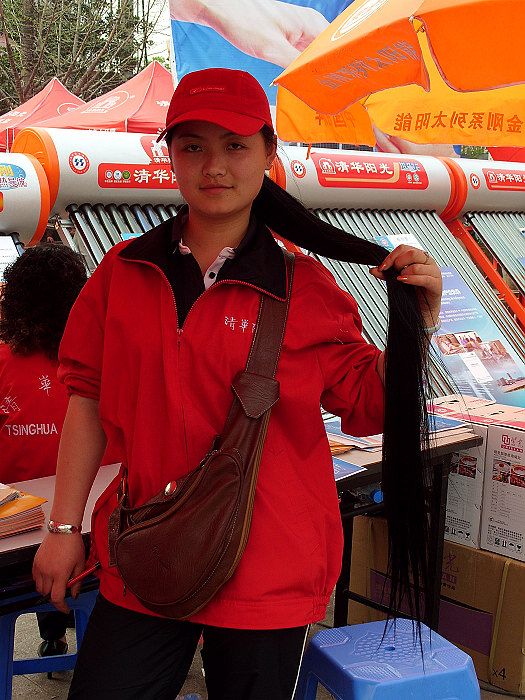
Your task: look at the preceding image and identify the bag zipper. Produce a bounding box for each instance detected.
[116,448,223,538]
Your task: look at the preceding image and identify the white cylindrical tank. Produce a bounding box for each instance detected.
[12,128,183,215]
[0,153,50,245]
[276,146,455,215]
[12,131,458,219]
[445,156,525,215]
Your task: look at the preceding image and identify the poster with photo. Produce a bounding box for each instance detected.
[169,0,349,106]
[434,267,525,407]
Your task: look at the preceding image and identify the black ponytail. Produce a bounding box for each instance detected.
[253,175,434,632]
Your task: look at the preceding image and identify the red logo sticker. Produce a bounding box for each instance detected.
[98,163,178,190]
[69,152,90,175]
[290,160,306,178]
[311,153,429,190]
[483,167,525,192]
[470,173,481,190]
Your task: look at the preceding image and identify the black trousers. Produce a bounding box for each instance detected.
[68,595,309,700]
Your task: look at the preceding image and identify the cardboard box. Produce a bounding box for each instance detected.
[429,397,488,548]
[430,394,495,414]
[430,395,525,559]
[469,405,525,425]
[348,516,525,695]
[481,424,525,562]
[430,394,525,427]
[445,422,488,548]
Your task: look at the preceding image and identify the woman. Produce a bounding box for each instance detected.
[33,68,442,700]
[0,243,87,658]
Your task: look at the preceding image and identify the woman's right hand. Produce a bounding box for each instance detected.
[32,533,86,613]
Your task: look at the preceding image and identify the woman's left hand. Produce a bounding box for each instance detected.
[369,245,442,326]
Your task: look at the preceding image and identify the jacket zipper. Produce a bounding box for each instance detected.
[119,258,283,475]
[176,280,270,471]
[116,257,286,599]
[119,258,191,475]
[176,326,188,472]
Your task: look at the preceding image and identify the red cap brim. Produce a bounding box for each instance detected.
[157,108,269,143]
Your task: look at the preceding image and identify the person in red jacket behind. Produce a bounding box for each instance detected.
[0,245,87,482]
[33,69,442,700]
[0,243,87,659]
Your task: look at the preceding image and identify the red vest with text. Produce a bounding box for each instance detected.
[0,344,68,483]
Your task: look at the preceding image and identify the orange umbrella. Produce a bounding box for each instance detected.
[274,0,525,147]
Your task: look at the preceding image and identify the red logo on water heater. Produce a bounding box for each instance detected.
[140,135,170,164]
[290,160,307,178]
[68,152,90,175]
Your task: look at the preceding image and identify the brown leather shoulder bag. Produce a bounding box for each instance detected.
[107,251,294,619]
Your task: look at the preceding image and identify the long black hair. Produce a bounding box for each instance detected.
[0,243,87,359]
[253,174,434,631]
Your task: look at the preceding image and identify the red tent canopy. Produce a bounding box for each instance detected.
[488,147,525,163]
[0,78,84,151]
[35,61,174,134]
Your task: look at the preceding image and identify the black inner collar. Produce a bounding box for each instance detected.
[118,206,287,301]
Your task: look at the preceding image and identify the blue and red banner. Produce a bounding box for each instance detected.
[169,0,352,105]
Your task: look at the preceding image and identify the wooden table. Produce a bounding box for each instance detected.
[333,429,483,630]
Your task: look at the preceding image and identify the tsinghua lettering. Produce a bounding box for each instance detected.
[3,423,58,436]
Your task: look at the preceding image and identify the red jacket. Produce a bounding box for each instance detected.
[0,345,68,482]
[58,220,384,629]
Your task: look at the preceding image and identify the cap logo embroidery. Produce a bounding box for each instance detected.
[189,86,226,95]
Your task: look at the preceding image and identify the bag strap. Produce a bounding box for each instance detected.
[228,250,294,422]
[247,249,294,379]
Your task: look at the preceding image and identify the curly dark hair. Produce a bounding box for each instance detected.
[0,243,87,359]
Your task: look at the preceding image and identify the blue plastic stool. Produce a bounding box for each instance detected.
[0,588,98,700]
[294,619,480,699]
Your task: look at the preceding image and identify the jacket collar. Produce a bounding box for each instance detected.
[118,206,287,300]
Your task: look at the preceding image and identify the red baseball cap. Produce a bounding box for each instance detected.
[158,68,273,142]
